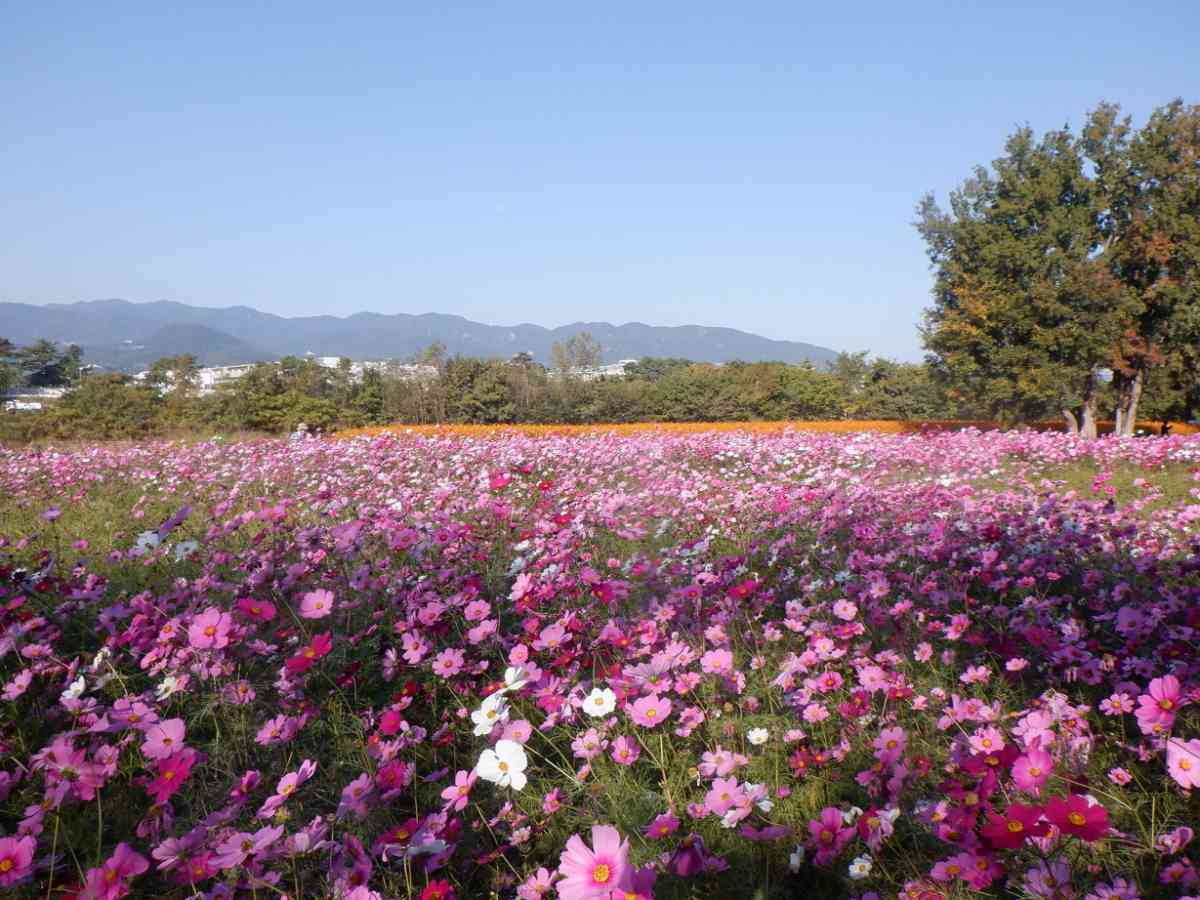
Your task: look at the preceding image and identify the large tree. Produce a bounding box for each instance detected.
[917,100,1199,436]
[1092,100,1200,433]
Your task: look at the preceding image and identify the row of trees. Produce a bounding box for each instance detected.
[2,341,961,440]
[918,98,1200,437]
[0,338,84,392]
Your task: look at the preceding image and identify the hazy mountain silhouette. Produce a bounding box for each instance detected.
[0,299,840,370]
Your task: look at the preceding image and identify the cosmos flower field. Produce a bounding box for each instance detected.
[1,428,1200,899]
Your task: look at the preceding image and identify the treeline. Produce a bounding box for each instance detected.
[1,335,972,440]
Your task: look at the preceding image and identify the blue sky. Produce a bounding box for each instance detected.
[2,1,1196,360]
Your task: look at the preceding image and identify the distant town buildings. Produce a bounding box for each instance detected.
[554,359,641,381]
[1,387,68,412]
[135,355,439,396]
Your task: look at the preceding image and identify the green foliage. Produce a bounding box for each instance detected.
[918,98,1200,434]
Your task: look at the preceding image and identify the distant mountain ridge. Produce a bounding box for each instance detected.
[0,299,840,371]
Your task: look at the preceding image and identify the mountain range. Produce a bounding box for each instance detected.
[0,299,839,371]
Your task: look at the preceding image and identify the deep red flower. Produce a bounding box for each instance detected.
[420,879,456,900]
[1044,794,1109,842]
[980,804,1047,850]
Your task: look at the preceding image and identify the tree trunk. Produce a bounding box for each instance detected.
[1116,367,1145,436]
[1080,395,1098,440]
[1075,371,1099,440]
[1062,408,1080,435]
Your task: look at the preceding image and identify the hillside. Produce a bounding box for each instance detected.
[0,299,840,369]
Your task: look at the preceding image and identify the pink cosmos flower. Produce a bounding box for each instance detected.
[704,777,745,816]
[1011,748,1054,795]
[212,825,284,870]
[969,726,1006,755]
[235,597,276,622]
[440,769,477,812]
[431,649,465,678]
[299,588,335,619]
[699,649,733,675]
[0,835,35,887]
[628,695,671,728]
[517,867,558,899]
[1083,877,1139,900]
[557,824,634,900]
[644,812,679,839]
[187,607,232,650]
[808,806,855,865]
[146,749,196,805]
[81,843,149,899]
[141,718,186,761]
[1167,738,1200,790]
[337,772,375,819]
[611,736,640,766]
[873,726,907,765]
[1135,675,1181,734]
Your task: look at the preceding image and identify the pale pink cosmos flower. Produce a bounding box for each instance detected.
[141,718,186,761]
[298,589,335,619]
[628,695,671,728]
[440,769,477,812]
[431,648,465,678]
[1167,738,1200,790]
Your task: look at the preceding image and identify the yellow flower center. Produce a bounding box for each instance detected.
[645,708,656,718]
[0,860,12,873]
[205,626,216,636]
[1180,759,1192,771]
[592,863,611,884]
[1007,820,1024,833]
[1160,698,1174,710]
[1068,812,1086,826]
[163,770,175,780]
[498,761,509,772]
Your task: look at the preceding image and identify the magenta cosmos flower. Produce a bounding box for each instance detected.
[557,824,634,899]
[1011,748,1054,795]
[1045,794,1109,842]
[628,694,671,728]
[0,835,36,887]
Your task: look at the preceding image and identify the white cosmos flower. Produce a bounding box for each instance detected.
[500,665,529,693]
[155,674,180,701]
[60,675,86,703]
[848,855,873,879]
[788,845,805,873]
[583,686,616,717]
[476,740,527,790]
[134,531,161,555]
[471,693,510,736]
[747,727,769,745]
[173,540,199,561]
